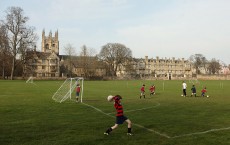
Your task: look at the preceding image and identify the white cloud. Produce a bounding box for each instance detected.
[115,0,230,62]
[1,0,229,63]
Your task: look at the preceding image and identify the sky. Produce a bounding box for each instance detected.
[0,0,230,64]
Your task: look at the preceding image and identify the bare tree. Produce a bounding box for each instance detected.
[98,43,132,76]
[1,6,37,80]
[22,45,37,78]
[189,54,207,74]
[0,24,11,79]
[208,58,221,74]
[122,57,136,77]
[78,45,97,78]
[63,43,76,77]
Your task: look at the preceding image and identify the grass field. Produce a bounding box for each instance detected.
[0,79,230,145]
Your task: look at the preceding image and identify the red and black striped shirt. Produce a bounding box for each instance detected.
[114,96,123,116]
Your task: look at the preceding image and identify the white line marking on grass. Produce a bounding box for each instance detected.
[81,102,170,138]
[81,102,230,139]
[81,102,115,118]
[132,123,171,138]
[171,126,230,138]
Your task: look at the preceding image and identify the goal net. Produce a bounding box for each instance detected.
[26,76,34,83]
[189,78,200,84]
[52,77,84,103]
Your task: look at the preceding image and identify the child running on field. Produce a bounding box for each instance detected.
[140,84,145,99]
[182,81,187,97]
[149,84,155,96]
[201,87,207,97]
[190,84,196,97]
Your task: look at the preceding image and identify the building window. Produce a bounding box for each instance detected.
[50,59,56,64]
[45,44,49,49]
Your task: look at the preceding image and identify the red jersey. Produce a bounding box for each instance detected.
[76,86,80,93]
[114,96,123,116]
[201,89,207,93]
[141,86,145,92]
[149,86,155,92]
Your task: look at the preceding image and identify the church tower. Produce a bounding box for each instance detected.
[41,30,59,55]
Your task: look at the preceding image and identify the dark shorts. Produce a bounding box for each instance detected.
[116,115,128,124]
[76,92,80,97]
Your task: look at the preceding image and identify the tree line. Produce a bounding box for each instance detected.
[62,43,132,78]
[0,6,37,80]
[0,7,229,80]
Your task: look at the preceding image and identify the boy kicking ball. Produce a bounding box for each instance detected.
[201,87,208,97]
[104,95,133,136]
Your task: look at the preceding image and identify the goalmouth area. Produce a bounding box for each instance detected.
[0,80,230,145]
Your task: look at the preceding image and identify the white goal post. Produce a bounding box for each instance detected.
[26,76,34,83]
[189,78,200,84]
[52,77,84,103]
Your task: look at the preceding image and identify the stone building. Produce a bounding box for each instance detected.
[59,55,106,78]
[117,56,192,80]
[25,30,106,78]
[25,30,193,79]
[220,66,230,74]
[25,30,60,77]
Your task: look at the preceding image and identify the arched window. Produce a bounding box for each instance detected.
[45,44,49,49]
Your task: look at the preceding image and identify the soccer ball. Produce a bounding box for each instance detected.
[207,95,209,97]
[107,95,114,102]
[181,94,183,96]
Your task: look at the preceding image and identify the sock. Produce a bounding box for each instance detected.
[128,128,131,133]
[106,127,112,133]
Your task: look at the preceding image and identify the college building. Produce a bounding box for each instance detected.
[25,30,60,77]
[25,30,193,79]
[117,56,192,80]
[25,30,106,78]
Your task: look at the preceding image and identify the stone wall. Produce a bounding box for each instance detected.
[197,74,230,80]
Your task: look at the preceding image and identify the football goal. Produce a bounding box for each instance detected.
[189,78,200,84]
[26,76,34,83]
[52,77,84,103]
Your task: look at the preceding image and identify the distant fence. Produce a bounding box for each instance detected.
[197,74,230,80]
[3,74,230,81]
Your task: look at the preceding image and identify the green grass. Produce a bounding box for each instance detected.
[0,80,230,145]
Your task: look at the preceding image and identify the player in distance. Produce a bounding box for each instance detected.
[149,84,156,96]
